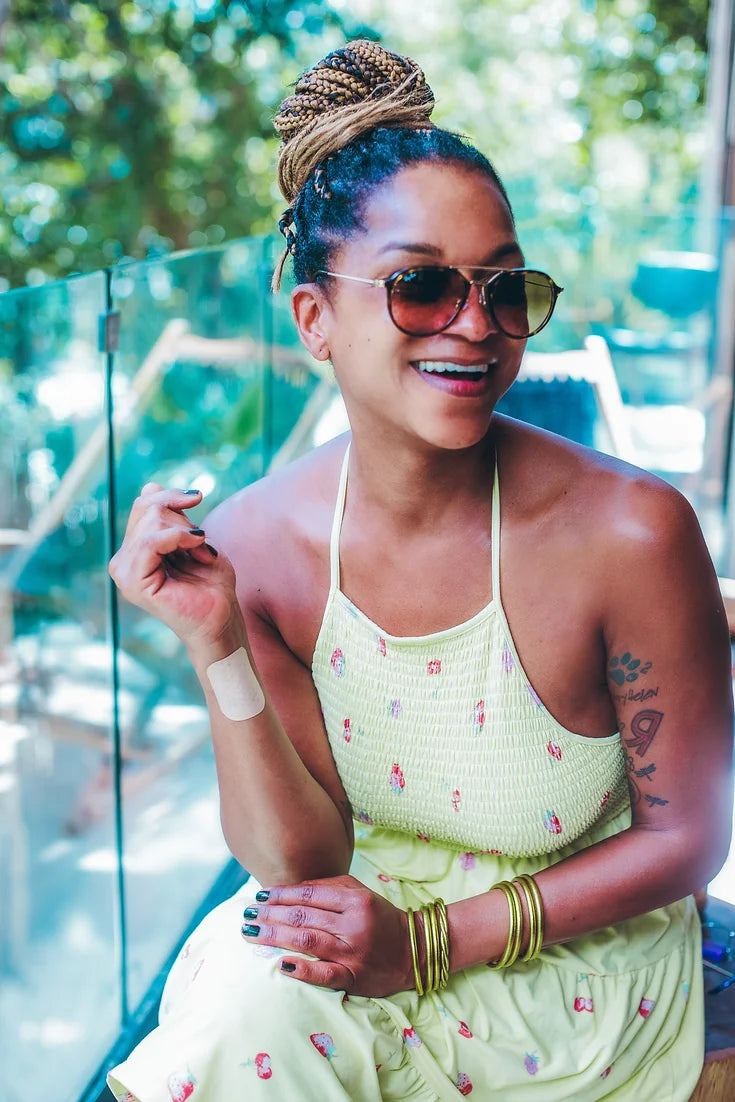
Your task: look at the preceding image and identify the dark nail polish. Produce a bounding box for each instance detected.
[255,890,270,902]
[281,961,297,972]
[243,907,258,920]
[189,528,205,536]
[183,489,201,495]
[205,543,218,557]
[242,923,260,937]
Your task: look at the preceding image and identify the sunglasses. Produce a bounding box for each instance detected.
[317,265,563,339]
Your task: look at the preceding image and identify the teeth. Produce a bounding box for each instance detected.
[415,361,490,374]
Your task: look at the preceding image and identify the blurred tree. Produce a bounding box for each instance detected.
[0,0,374,289]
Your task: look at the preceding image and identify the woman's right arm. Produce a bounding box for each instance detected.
[109,483,353,885]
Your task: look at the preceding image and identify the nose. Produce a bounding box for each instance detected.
[448,281,498,340]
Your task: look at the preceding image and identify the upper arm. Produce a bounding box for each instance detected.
[602,479,733,878]
[202,486,354,844]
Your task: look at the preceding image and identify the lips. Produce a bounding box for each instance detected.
[411,359,496,396]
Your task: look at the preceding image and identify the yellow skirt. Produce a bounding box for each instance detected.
[108,810,703,1101]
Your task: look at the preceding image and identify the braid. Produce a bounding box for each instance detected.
[274,40,435,206]
[270,41,512,292]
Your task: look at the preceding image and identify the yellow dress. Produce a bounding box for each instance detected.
[108,448,703,1101]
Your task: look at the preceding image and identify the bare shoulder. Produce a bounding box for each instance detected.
[201,433,349,631]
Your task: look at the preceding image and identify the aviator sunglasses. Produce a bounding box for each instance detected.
[317,265,563,339]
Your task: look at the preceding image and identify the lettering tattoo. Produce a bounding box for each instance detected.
[623,709,668,810]
[608,652,653,687]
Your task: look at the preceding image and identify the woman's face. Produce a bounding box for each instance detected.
[300,161,526,452]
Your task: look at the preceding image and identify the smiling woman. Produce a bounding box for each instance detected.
[106,40,733,1102]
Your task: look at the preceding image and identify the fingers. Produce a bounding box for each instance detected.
[110,524,211,595]
[244,901,340,936]
[257,878,354,914]
[278,957,354,991]
[241,915,353,990]
[124,486,203,538]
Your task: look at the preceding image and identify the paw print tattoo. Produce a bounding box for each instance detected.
[608,652,652,687]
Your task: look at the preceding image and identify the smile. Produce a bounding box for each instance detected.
[414,361,493,375]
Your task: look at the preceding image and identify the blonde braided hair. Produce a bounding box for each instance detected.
[272,40,436,290]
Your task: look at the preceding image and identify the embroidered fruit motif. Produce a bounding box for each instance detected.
[343,719,352,743]
[377,873,393,883]
[458,1021,473,1038]
[254,1053,272,1079]
[388,698,402,718]
[330,648,345,677]
[356,810,373,824]
[403,1027,423,1048]
[472,700,485,732]
[417,831,430,842]
[600,1066,612,1080]
[427,658,442,675]
[543,810,562,834]
[390,763,405,793]
[456,1071,473,1095]
[600,790,611,808]
[310,1033,337,1059]
[547,741,562,761]
[574,996,594,1012]
[502,645,514,673]
[459,852,476,871]
[451,788,461,812]
[524,1053,540,1076]
[167,1070,196,1101]
[638,997,655,1019]
[378,636,387,656]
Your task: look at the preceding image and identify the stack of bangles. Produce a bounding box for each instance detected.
[406,900,449,995]
[487,874,545,969]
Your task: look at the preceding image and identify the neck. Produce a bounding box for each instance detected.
[345,425,497,531]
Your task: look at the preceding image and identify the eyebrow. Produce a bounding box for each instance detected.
[377,240,524,263]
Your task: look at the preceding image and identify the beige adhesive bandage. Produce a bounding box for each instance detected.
[206,647,265,721]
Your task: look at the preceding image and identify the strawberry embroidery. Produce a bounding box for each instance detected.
[416,831,430,842]
[600,1066,612,1080]
[574,996,594,1012]
[502,645,514,673]
[456,1071,473,1095]
[638,997,655,1019]
[472,700,485,732]
[547,741,562,761]
[330,648,345,677]
[254,1053,272,1079]
[601,790,611,808]
[390,763,405,793]
[427,658,442,675]
[343,718,352,743]
[451,788,461,812]
[543,809,562,834]
[524,1053,540,1076]
[459,852,476,871]
[458,1021,473,1038]
[167,1070,196,1101]
[378,636,387,656]
[310,1033,337,1059]
[403,1027,423,1048]
[388,698,402,718]
[355,810,373,824]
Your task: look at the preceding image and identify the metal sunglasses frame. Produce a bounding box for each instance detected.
[316,265,564,339]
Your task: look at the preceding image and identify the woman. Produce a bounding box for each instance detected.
[107,41,733,1102]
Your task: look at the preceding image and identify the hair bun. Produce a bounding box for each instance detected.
[274,40,435,203]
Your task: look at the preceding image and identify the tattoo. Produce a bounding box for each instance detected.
[608,652,653,687]
[634,762,656,783]
[644,794,669,808]
[624,710,663,757]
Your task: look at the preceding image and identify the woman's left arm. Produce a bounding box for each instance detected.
[244,481,734,990]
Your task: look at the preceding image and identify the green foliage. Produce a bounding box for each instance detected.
[0,0,374,288]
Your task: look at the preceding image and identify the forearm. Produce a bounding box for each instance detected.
[447,823,709,974]
[188,632,353,884]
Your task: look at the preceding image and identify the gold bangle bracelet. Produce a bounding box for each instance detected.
[423,903,438,992]
[513,877,537,962]
[515,874,544,960]
[487,881,523,969]
[435,898,449,989]
[406,908,424,995]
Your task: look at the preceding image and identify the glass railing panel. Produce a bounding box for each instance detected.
[109,238,321,1012]
[0,272,119,1102]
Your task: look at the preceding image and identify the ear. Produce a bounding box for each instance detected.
[291,283,333,362]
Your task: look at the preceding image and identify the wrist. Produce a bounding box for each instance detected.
[186,620,249,669]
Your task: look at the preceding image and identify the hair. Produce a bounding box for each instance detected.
[271,40,512,291]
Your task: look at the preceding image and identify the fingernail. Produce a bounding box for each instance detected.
[243,907,258,920]
[242,923,260,937]
[255,890,270,903]
[205,543,218,557]
[281,961,296,972]
[183,489,201,495]
[189,528,205,536]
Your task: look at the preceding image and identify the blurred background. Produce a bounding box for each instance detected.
[1,3,734,1100]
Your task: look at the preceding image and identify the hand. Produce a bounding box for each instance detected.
[242,874,415,997]
[109,483,243,652]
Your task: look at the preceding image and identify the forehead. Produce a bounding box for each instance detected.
[347,161,518,266]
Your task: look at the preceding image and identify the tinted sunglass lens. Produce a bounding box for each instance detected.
[389,268,466,335]
[492,271,555,337]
